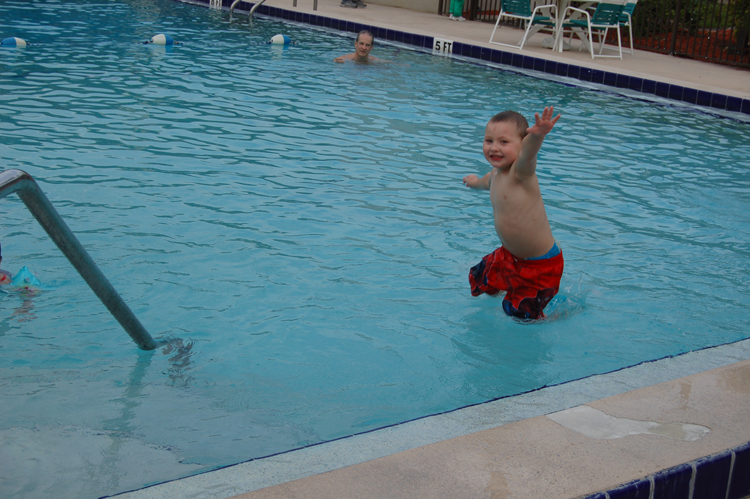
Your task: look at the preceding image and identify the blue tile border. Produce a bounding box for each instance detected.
[581,441,750,499]
[729,442,750,499]
[694,450,733,499]
[607,477,651,498]
[652,463,692,499]
[208,0,750,117]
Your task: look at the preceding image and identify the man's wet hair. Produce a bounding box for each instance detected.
[356,30,374,45]
[489,110,529,138]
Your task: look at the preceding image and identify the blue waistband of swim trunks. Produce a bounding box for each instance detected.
[526,241,561,260]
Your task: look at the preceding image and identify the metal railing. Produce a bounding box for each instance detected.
[292,0,318,9]
[0,169,158,351]
[438,0,750,68]
[230,0,317,18]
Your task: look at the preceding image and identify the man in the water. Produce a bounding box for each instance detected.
[334,30,381,63]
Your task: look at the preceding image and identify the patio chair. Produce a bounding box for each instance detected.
[488,0,557,50]
[618,0,638,54]
[555,0,628,59]
[592,0,639,54]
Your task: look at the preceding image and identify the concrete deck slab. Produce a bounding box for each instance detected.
[234,359,750,499]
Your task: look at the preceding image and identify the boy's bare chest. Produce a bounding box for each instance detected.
[489,170,539,210]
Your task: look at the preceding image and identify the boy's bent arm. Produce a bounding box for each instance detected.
[515,106,560,179]
[463,172,491,190]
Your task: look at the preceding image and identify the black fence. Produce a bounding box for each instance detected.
[438,0,750,68]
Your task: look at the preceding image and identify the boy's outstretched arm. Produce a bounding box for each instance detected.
[515,106,560,178]
[463,171,491,190]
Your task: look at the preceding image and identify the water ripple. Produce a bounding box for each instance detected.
[2,0,750,497]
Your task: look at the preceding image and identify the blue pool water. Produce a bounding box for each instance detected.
[1,0,750,497]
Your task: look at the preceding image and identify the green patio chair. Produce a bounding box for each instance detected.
[618,0,638,54]
[555,0,628,59]
[488,0,558,50]
[594,0,639,54]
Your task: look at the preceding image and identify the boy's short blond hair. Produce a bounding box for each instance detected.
[489,111,528,138]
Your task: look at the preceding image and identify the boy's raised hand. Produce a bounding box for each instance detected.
[527,106,560,137]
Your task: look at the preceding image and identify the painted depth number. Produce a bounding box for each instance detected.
[433,38,453,54]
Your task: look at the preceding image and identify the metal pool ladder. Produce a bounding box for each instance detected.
[0,169,158,350]
[230,0,317,19]
[230,0,269,18]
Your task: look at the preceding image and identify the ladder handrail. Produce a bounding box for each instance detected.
[230,0,315,19]
[230,0,269,18]
[248,0,270,17]
[229,0,241,16]
[0,169,158,350]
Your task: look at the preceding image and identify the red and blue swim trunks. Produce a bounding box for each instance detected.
[469,243,564,320]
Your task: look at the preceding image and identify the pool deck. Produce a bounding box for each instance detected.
[293,0,750,104]
[237,356,750,499]
[118,338,750,499]
[117,1,750,498]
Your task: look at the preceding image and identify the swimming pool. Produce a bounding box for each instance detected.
[1,0,750,497]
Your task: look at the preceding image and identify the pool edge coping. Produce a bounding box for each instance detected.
[111,336,750,499]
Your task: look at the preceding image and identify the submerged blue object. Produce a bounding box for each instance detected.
[1,37,27,47]
[10,266,41,288]
[269,34,291,45]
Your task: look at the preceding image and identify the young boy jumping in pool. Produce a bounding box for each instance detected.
[462,106,563,320]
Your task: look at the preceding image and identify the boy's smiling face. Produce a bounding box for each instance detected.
[483,120,524,170]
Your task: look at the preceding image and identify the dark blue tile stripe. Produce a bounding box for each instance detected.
[652,463,692,499]
[581,441,750,499]
[693,451,732,499]
[197,0,749,117]
[729,442,750,499]
[607,477,651,498]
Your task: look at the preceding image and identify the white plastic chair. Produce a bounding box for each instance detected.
[594,0,639,54]
[554,0,628,59]
[618,0,638,54]
[489,0,558,50]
